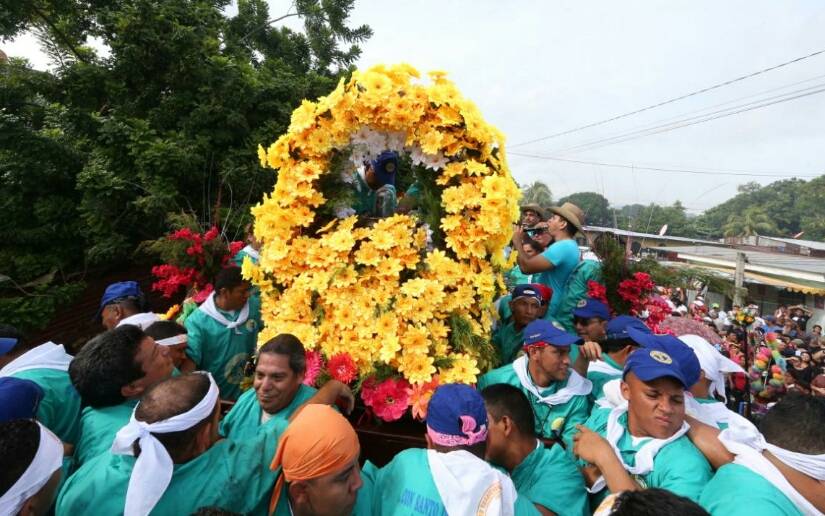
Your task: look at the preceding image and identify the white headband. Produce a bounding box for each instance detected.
[111,372,219,516]
[679,334,744,401]
[154,335,187,347]
[0,422,63,515]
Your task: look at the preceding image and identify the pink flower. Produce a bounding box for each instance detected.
[303,350,323,386]
[362,377,412,422]
[327,353,358,384]
[192,284,213,303]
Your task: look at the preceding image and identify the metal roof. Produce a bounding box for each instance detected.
[760,236,825,252]
[583,226,722,246]
[659,245,825,277]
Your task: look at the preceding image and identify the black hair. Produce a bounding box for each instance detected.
[144,320,187,341]
[214,267,246,294]
[520,237,544,254]
[601,337,639,354]
[0,419,41,495]
[69,325,146,408]
[481,384,536,438]
[0,324,35,356]
[258,334,306,374]
[760,393,825,454]
[191,508,242,516]
[561,221,577,238]
[608,488,708,516]
[135,373,214,462]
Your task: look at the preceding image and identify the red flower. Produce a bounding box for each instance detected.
[169,227,196,241]
[327,353,358,384]
[192,284,213,304]
[203,226,220,241]
[362,377,412,422]
[229,241,244,257]
[586,280,610,310]
[303,350,323,386]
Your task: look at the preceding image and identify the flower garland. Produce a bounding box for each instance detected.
[247,64,520,421]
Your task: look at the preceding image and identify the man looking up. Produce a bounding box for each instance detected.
[0,420,64,516]
[69,324,175,467]
[519,204,544,228]
[482,384,589,516]
[183,266,261,401]
[573,333,712,505]
[220,334,318,440]
[97,281,159,330]
[479,319,592,448]
[512,203,584,324]
[493,284,543,364]
[0,325,81,445]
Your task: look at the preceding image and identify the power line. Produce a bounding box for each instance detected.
[509,152,823,178]
[549,82,825,155]
[511,47,825,148]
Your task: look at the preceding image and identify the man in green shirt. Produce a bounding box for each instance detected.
[220,334,318,440]
[182,266,262,401]
[479,319,592,449]
[68,324,175,467]
[492,284,543,365]
[482,383,588,516]
[573,333,712,505]
[0,325,81,445]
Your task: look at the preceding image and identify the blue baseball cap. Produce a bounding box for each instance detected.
[426,384,488,446]
[97,281,143,320]
[523,319,583,348]
[606,316,651,342]
[370,151,398,187]
[0,377,44,422]
[512,284,542,304]
[624,331,701,388]
[0,337,18,356]
[573,298,610,320]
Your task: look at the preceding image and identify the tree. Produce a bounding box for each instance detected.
[722,206,778,238]
[558,192,610,227]
[520,181,553,210]
[796,176,825,241]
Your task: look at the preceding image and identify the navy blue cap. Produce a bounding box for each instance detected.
[624,331,701,388]
[606,316,651,341]
[573,298,610,320]
[97,281,143,319]
[370,151,398,187]
[0,377,44,422]
[0,337,18,356]
[512,284,542,304]
[523,319,582,348]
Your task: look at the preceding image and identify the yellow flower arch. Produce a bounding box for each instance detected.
[247,63,520,386]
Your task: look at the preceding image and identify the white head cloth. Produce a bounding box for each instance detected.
[154,335,188,347]
[111,372,219,516]
[240,245,260,262]
[427,449,517,516]
[513,355,592,406]
[678,334,744,401]
[594,378,628,410]
[117,312,161,330]
[198,292,249,330]
[0,422,63,515]
[0,342,72,377]
[718,416,825,515]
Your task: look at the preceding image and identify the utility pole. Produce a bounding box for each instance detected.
[733,251,747,306]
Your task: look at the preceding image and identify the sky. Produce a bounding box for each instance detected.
[6,1,825,214]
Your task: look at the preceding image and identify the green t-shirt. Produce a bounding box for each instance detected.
[10,368,81,444]
[184,296,262,401]
[74,399,138,469]
[586,355,623,404]
[700,463,802,516]
[512,443,589,516]
[219,383,317,440]
[478,364,591,448]
[491,321,525,365]
[582,407,713,504]
[57,420,288,516]
[361,448,447,516]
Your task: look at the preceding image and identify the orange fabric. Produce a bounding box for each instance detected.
[268,404,360,514]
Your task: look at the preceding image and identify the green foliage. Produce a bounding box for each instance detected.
[558,192,610,226]
[519,181,553,211]
[722,206,778,238]
[0,281,85,334]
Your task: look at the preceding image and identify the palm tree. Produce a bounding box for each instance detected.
[520,181,553,210]
[722,206,778,237]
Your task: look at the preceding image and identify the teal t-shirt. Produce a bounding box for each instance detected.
[586,356,623,404]
[512,443,588,516]
[536,239,580,320]
[693,397,733,430]
[478,364,591,448]
[506,266,535,290]
[10,368,81,444]
[57,419,288,516]
[582,407,713,504]
[700,463,802,516]
[491,321,525,365]
[184,296,262,401]
[219,383,317,440]
[361,448,447,516]
[74,399,138,468]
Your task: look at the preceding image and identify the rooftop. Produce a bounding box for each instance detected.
[657,245,825,277]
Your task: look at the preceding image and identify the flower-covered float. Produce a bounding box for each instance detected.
[245,64,521,421]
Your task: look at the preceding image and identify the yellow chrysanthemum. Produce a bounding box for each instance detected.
[398,352,436,385]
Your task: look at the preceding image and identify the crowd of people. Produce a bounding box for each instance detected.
[2,193,825,516]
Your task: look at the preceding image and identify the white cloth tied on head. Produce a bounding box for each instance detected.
[678,334,744,401]
[198,292,249,330]
[587,359,622,377]
[155,335,187,347]
[117,312,161,330]
[111,372,219,516]
[0,342,73,377]
[239,245,260,262]
[427,449,517,516]
[718,416,825,515]
[0,422,63,515]
[513,355,592,406]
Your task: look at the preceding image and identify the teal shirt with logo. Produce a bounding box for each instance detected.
[478,364,591,448]
[74,399,138,469]
[219,383,317,440]
[512,443,589,516]
[700,463,802,516]
[582,407,712,504]
[491,321,525,365]
[11,368,81,444]
[361,449,447,516]
[184,296,262,401]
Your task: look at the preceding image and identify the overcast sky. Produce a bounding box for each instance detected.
[6,1,825,213]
